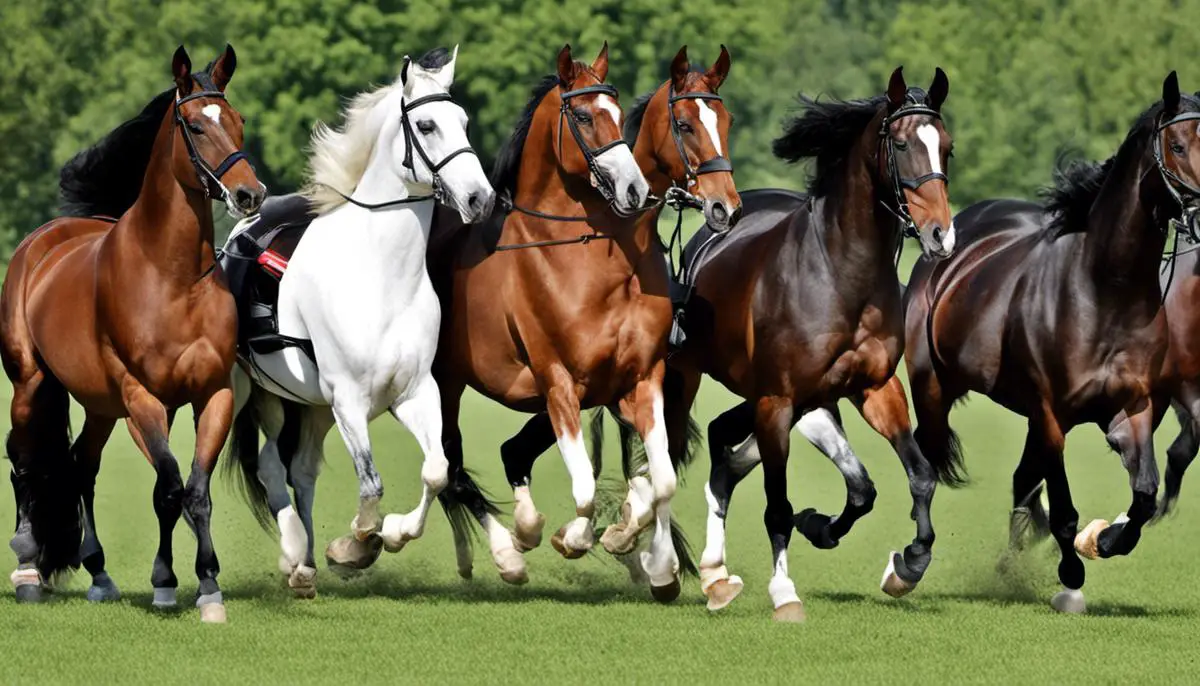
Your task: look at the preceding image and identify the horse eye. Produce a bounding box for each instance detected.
[417,120,436,135]
[187,121,205,135]
[1172,142,1186,155]
[678,121,695,134]
[573,109,592,125]
[893,140,909,151]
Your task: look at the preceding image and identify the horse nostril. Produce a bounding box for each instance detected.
[626,186,640,208]
[235,187,262,212]
[931,225,944,244]
[467,192,481,212]
[711,202,729,224]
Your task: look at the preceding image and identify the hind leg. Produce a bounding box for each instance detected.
[699,401,756,610]
[247,392,309,580]
[179,387,232,623]
[379,375,450,553]
[1160,393,1200,518]
[1008,433,1050,552]
[76,414,119,602]
[500,412,553,552]
[7,368,59,603]
[756,398,804,621]
[1076,402,1159,560]
[792,404,877,550]
[1023,414,1087,613]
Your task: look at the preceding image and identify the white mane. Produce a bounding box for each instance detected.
[301,84,398,214]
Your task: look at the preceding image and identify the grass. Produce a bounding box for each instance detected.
[3,378,1200,685]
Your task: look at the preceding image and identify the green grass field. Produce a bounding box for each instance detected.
[3,377,1199,684]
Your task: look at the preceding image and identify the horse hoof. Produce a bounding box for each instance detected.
[494,548,528,585]
[650,578,681,604]
[1050,588,1086,614]
[288,565,317,599]
[772,601,807,623]
[152,587,178,609]
[380,514,416,553]
[457,564,473,581]
[1074,519,1109,560]
[550,526,589,560]
[880,552,917,598]
[704,576,744,612]
[325,533,384,575]
[511,513,545,553]
[87,576,121,603]
[199,603,227,624]
[599,523,637,556]
[14,583,45,604]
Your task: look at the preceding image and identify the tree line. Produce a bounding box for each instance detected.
[3,0,1199,254]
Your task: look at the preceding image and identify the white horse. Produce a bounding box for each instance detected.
[225,46,494,596]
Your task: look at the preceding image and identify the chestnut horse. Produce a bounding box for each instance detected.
[429,43,731,599]
[438,45,740,594]
[903,73,1200,614]
[665,68,956,621]
[2,46,262,622]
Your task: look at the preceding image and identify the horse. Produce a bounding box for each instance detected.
[425,42,731,599]
[222,47,494,598]
[901,72,1200,614]
[440,45,741,595]
[2,45,263,623]
[654,67,956,621]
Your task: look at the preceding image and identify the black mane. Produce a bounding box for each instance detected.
[1042,92,1200,236]
[491,75,560,197]
[623,89,655,145]
[772,95,886,198]
[59,88,175,218]
[417,47,452,70]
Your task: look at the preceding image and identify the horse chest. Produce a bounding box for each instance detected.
[813,308,897,394]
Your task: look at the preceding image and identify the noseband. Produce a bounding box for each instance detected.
[558,83,637,215]
[667,85,734,187]
[878,97,947,238]
[331,93,480,211]
[175,72,252,201]
[1153,110,1200,241]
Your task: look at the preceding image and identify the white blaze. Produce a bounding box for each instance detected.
[202,104,222,125]
[696,100,723,156]
[916,123,942,175]
[595,94,621,127]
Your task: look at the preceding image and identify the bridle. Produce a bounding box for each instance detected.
[667,84,733,189]
[175,71,252,201]
[877,92,947,239]
[332,91,479,211]
[1152,110,1200,242]
[557,83,640,217]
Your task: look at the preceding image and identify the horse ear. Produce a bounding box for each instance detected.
[172,45,193,96]
[557,44,576,86]
[928,67,949,111]
[591,41,610,82]
[401,56,412,87]
[705,44,731,92]
[887,66,907,113]
[210,44,237,92]
[1163,70,1181,113]
[670,46,690,91]
[436,44,459,89]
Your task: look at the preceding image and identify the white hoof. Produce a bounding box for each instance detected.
[152,587,178,609]
[494,548,528,585]
[1051,587,1086,614]
[880,552,916,598]
[199,603,227,623]
[380,513,418,553]
[704,575,744,612]
[288,565,317,599]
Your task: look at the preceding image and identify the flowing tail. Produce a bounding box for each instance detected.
[223,396,302,531]
[8,377,82,579]
[437,463,502,555]
[914,421,968,487]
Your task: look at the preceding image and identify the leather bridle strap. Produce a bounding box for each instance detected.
[558,84,630,209]
[175,72,252,201]
[667,86,733,184]
[878,103,946,239]
[1154,110,1200,242]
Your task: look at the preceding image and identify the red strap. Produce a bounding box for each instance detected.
[257,250,288,278]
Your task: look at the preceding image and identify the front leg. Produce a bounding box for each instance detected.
[1077,400,1160,559]
[183,387,233,623]
[544,367,595,559]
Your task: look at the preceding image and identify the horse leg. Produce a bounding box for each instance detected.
[615,368,681,601]
[380,375,450,553]
[177,387,232,623]
[242,390,305,578]
[757,397,804,622]
[500,412,553,552]
[123,384,187,614]
[1008,432,1050,551]
[323,395,384,574]
[7,368,61,603]
[1077,403,1159,560]
[76,414,119,602]
[287,406,332,597]
[1160,393,1200,518]
[792,404,876,549]
[699,401,756,611]
[544,372,596,559]
[1023,414,1087,613]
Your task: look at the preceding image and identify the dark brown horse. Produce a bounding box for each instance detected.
[661,68,955,621]
[2,46,262,622]
[903,73,1200,614]
[428,44,738,599]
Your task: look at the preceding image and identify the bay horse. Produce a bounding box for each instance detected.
[445,45,740,594]
[222,47,494,596]
[428,42,724,598]
[665,68,956,621]
[903,73,1200,614]
[2,45,263,622]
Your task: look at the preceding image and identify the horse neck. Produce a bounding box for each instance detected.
[632,86,673,197]
[122,104,216,281]
[338,134,435,266]
[812,129,901,293]
[1080,141,1168,304]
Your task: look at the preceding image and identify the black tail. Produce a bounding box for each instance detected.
[223,402,272,530]
[916,423,968,487]
[8,378,82,578]
[438,466,502,554]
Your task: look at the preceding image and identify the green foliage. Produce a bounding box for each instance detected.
[1,0,1197,251]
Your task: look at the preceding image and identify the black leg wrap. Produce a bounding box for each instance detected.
[794,508,838,549]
